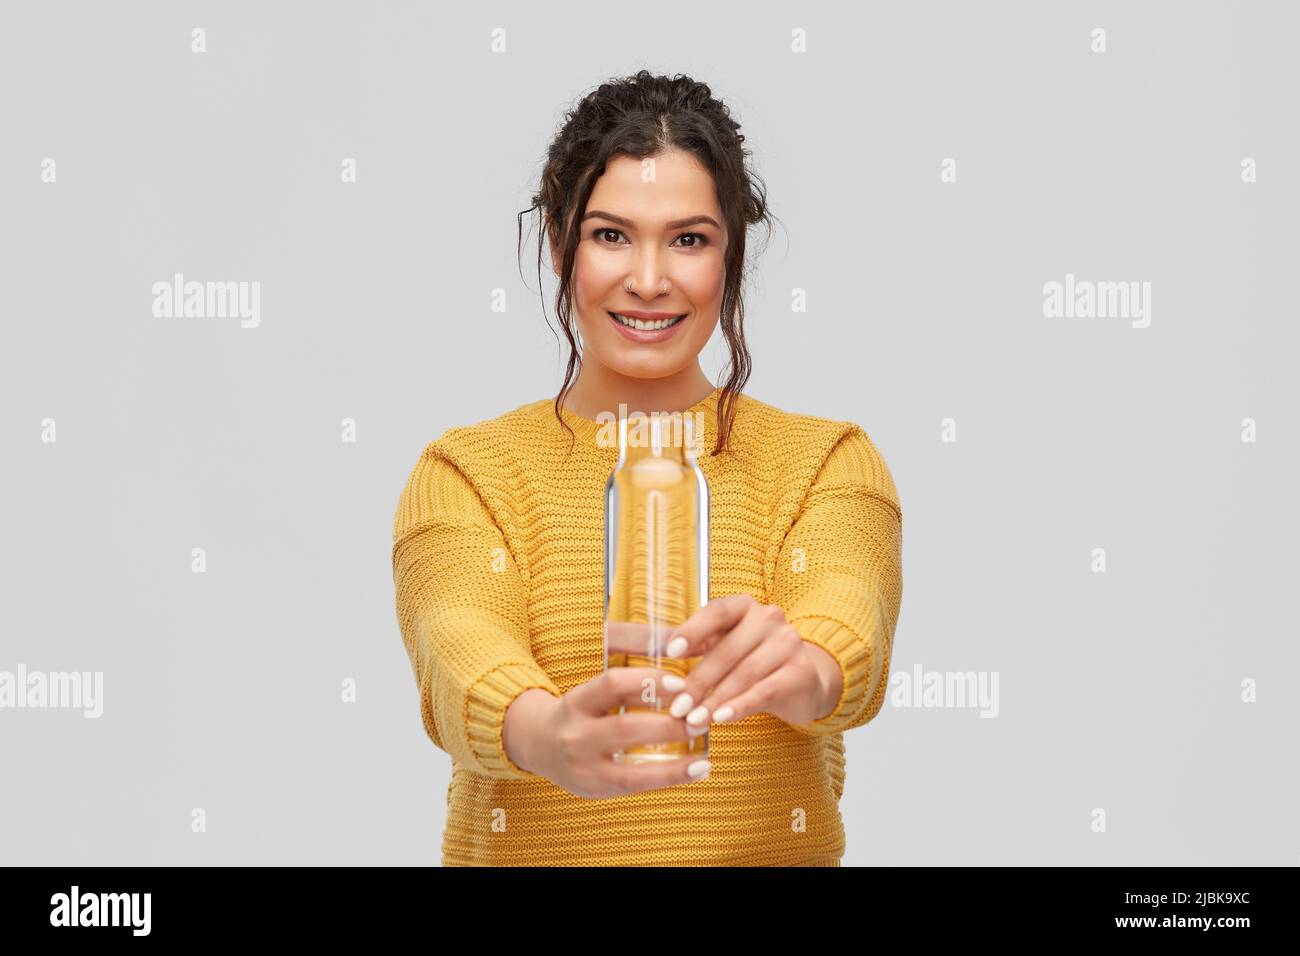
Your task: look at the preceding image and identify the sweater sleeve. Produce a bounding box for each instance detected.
[391,441,562,780]
[769,425,903,737]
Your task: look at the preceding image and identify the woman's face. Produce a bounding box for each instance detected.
[558,148,727,380]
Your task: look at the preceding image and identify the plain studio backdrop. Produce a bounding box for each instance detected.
[1,0,1295,865]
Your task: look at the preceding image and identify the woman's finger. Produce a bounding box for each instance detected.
[702,665,802,727]
[688,624,803,726]
[667,601,784,724]
[662,593,760,661]
[602,752,712,796]
[571,666,683,716]
[605,619,674,657]
[594,709,695,754]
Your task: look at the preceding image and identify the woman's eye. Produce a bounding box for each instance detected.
[674,233,709,248]
[593,228,709,248]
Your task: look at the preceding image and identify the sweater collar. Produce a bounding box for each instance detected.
[548,385,727,457]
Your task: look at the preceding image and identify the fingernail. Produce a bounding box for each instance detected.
[712,705,734,723]
[686,705,709,726]
[687,759,710,779]
[669,693,694,718]
[687,720,709,737]
[666,636,688,659]
[661,673,686,692]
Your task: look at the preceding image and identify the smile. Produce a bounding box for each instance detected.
[606,311,689,344]
[609,312,686,331]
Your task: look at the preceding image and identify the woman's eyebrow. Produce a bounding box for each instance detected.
[583,210,721,230]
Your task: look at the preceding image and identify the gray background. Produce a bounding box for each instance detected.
[1,0,1295,865]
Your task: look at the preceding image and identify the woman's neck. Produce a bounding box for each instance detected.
[561,367,716,421]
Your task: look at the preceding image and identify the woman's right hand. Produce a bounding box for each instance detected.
[504,668,711,798]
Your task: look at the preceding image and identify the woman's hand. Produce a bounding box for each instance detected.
[503,667,711,799]
[661,593,843,731]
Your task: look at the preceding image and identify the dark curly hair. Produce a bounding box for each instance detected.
[517,70,779,458]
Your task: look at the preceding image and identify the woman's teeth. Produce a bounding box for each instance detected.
[610,313,686,331]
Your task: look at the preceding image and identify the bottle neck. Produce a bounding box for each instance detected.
[618,412,698,466]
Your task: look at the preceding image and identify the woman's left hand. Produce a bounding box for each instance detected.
[660,593,842,732]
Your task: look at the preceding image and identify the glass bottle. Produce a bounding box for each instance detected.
[603,406,710,763]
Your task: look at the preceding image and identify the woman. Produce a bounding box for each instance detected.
[391,71,902,866]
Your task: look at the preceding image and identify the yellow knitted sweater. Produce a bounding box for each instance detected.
[391,385,902,866]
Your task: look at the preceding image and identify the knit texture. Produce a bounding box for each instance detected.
[391,386,902,866]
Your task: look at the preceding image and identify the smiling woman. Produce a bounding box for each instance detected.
[550,149,733,412]
[393,70,903,867]
[516,73,781,457]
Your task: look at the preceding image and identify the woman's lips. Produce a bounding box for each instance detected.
[607,311,688,343]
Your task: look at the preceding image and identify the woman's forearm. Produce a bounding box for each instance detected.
[503,688,558,775]
[802,642,843,721]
